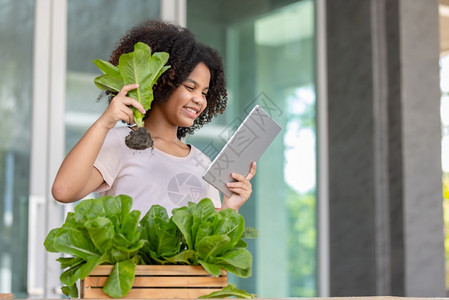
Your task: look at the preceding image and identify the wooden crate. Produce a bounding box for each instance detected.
[80,265,227,298]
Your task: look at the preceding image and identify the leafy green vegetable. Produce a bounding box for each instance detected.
[141,198,255,279]
[139,205,181,263]
[93,42,170,128]
[199,284,256,299]
[45,196,257,298]
[44,195,146,298]
[103,259,136,298]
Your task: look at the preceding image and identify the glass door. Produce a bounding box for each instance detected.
[65,0,161,154]
[0,0,35,297]
[187,0,317,297]
[1,1,162,298]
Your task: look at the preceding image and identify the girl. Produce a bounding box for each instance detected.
[52,20,256,214]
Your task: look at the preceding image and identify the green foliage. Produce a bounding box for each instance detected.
[200,283,256,299]
[442,173,449,288]
[44,195,145,298]
[141,198,255,279]
[443,173,449,200]
[286,187,316,296]
[45,196,257,298]
[93,42,170,127]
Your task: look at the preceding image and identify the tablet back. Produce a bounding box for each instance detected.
[202,105,282,197]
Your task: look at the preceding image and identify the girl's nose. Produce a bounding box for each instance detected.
[192,93,205,105]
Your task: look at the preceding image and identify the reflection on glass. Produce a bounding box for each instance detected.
[0,0,34,297]
[440,54,449,289]
[187,0,316,297]
[66,0,160,153]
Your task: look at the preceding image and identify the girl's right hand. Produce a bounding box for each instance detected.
[97,83,146,129]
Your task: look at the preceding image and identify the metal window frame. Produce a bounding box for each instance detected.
[161,0,186,26]
[316,0,330,296]
[28,0,67,297]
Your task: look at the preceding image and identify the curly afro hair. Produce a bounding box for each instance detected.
[108,19,228,139]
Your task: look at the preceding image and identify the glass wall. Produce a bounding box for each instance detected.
[0,0,35,297]
[441,54,449,289]
[65,0,160,153]
[186,0,317,297]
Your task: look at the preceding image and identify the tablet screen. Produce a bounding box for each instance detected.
[202,105,282,197]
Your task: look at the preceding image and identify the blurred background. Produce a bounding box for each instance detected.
[0,0,448,298]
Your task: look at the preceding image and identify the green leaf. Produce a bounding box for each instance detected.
[215,210,244,249]
[59,263,83,286]
[234,239,248,248]
[93,59,123,93]
[192,199,218,222]
[148,52,170,83]
[53,227,101,260]
[120,210,141,242]
[215,248,252,270]
[61,284,79,298]
[43,228,60,252]
[194,219,216,250]
[105,194,133,221]
[101,195,122,218]
[140,205,181,258]
[190,199,218,248]
[198,259,222,277]
[221,263,251,278]
[163,250,196,264]
[85,217,115,253]
[101,195,133,233]
[146,248,169,264]
[56,256,84,269]
[60,212,82,231]
[241,227,258,239]
[103,259,136,298]
[196,235,230,261]
[60,253,106,286]
[74,198,105,223]
[110,236,145,263]
[199,284,256,299]
[171,209,193,249]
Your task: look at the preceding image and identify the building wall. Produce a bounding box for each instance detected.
[326,0,445,296]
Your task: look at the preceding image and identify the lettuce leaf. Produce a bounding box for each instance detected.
[103,259,136,298]
[93,42,170,127]
[199,284,256,299]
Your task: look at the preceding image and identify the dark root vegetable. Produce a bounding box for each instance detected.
[125,127,154,150]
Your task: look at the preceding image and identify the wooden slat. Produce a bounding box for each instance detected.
[89,265,226,276]
[82,265,228,298]
[84,275,227,288]
[0,294,13,299]
[83,288,223,299]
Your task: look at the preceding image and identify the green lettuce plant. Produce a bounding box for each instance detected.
[44,196,257,298]
[44,195,145,298]
[93,42,170,149]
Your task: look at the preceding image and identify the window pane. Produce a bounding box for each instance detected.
[441,54,449,289]
[66,0,160,152]
[0,0,35,297]
[187,0,317,297]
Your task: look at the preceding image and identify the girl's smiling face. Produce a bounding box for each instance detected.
[158,62,210,128]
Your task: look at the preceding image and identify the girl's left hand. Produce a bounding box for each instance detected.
[221,162,257,212]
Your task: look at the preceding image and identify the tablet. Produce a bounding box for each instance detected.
[202,105,282,197]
